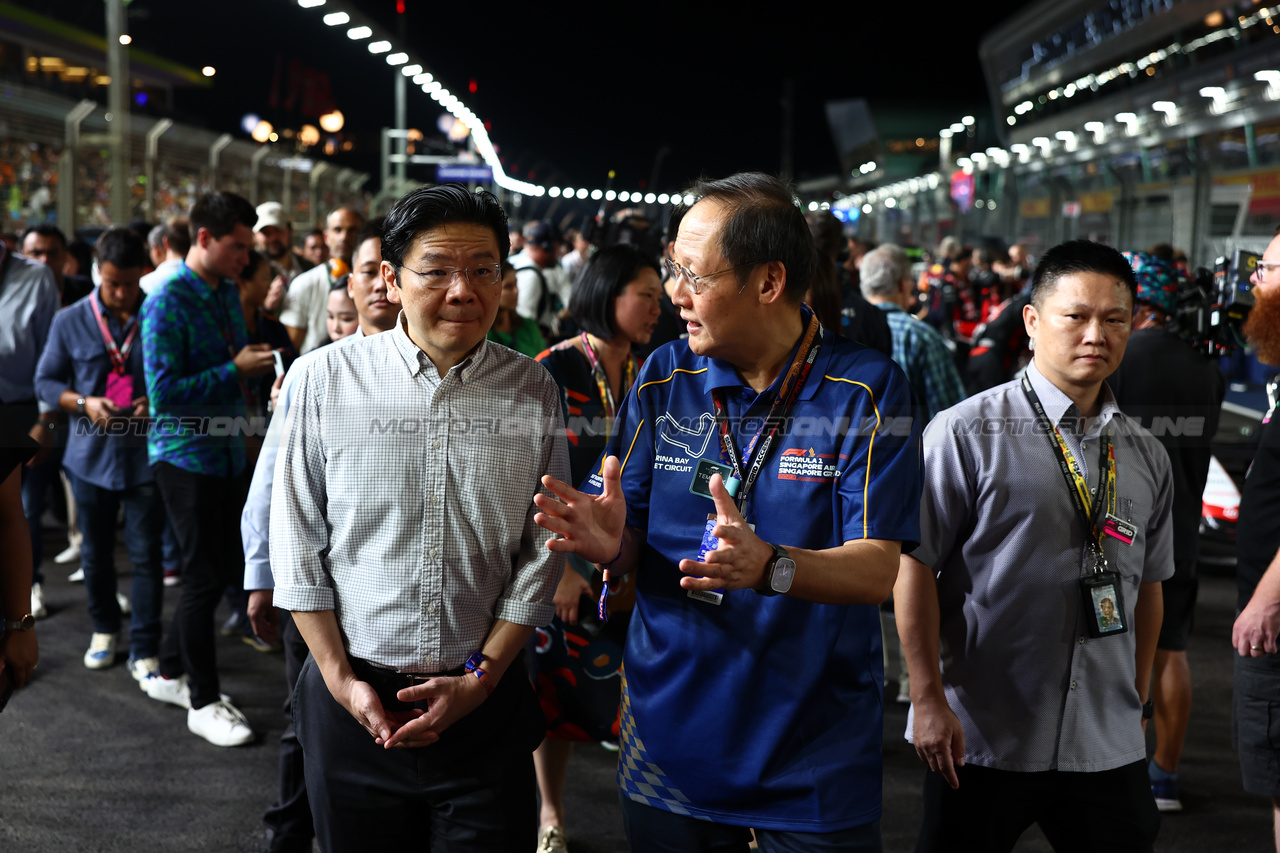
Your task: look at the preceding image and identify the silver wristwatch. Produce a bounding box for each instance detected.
[757,543,796,596]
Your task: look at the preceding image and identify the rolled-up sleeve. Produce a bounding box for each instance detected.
[270,360,335,611]
[494,377,568,627]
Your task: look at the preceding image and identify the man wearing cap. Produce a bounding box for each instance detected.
[509,220,571,337]
[254,202,311,287]
[1109,252,1224,813]
[279,206,364,354]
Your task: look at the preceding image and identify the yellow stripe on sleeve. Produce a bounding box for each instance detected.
[823,375,881,540]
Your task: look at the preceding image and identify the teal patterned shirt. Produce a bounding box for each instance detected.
[141,262,249,477]
[877,302,967,424]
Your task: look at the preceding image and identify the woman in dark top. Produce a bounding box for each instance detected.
[530,244,663,850]
[237,251,297,424]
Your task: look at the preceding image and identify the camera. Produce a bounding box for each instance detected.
[1172,249,1256,356]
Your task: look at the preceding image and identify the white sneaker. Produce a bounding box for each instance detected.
[54,542,81,564]
[116,592,131,616]
[31,583,47,619]
[84,633,118,669]
[67,567,85,583]
[537,825,568,853]
[139,673,233,709]
[187,700,254,747]
[128,656,159,682]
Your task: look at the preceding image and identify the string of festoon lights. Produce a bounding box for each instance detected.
[295,0,696,205]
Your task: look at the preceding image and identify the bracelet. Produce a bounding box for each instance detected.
[464,652,495,695]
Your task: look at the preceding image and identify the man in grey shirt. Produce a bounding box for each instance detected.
[271,184,568,851]
[897,240,1173,852]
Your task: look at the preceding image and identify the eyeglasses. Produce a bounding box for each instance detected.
[401,263,502,289]
[1254,260,1280,279]
[663,257,763,295]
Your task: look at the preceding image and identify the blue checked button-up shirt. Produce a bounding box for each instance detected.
[140,262,249,477]
[877,302,966,424]
[909,360,1174,773]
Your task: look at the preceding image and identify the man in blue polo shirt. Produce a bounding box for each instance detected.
[535,172,921,850]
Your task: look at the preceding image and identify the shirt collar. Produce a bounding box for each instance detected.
[390,312,489,383]
[90,287,142,330]
[875,301,906,314]
[1024,359,1121,431]
[699,305,832,402]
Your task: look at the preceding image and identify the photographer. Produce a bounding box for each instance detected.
[1109,252,1224,813]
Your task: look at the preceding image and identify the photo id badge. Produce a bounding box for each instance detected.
[687,514,755,606]
[689,458,734,500]
[1080,570,1128,638]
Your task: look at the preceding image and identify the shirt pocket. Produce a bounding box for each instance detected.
[1108,493,1152,591]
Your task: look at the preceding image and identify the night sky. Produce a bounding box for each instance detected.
[24,0,1029,193]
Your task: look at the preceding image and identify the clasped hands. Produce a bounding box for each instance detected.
[336,669,489,749]
[532,457,772,593]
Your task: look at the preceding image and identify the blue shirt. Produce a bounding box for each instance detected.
[33,290,152,490]
[241,328,365,592]
[877,302,967,424]
[582,315,922,831]
[0,250,59,410]
[140,262,249,477]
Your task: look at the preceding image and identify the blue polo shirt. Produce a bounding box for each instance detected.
[582,312,922,831]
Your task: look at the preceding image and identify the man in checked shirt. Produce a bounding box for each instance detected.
[270,184,569,852]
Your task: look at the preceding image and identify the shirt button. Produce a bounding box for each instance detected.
[1071,681,1078,689]
[429,547,439,558]
[432,439,442,450]
[430,495,440,505]
[427,603,437,613]
[1078,636,1085,644]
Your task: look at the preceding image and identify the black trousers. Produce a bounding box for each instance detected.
[917,761,1159,853]
[262,610,313,851]
[294,651,544,853]
[153,462,247,709]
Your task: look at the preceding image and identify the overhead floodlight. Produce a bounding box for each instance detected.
[402,64,423,77]
[927,174,940,189]
[961,115,975,126]
[1198,86,1225,100]
[575,188,588,199]
[548,187,561,198]
[323,11,349,25]
[299,0,326,7]
[862,203,873,214]
[682,194,695,205]
[592,189,604,200]
[386,53,409,65]
[940,128,953,139]
[644,193,657,204]
[368,41,392,53]
[950,123,965,133]
[1256,70,1280,85]
[347,25,371,39]
[1007,116,1017,125]
[957,157,972,167]
[657,193,669,204]
[605,190,616,201]
[885,197,897,208]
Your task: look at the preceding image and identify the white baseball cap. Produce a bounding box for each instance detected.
[254,201,288,232]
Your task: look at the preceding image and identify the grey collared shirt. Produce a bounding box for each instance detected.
[0,253,59,412]
[270,316,569,672]
[907,360,1174,773]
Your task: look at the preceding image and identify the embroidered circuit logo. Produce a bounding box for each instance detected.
[777,447,842,482]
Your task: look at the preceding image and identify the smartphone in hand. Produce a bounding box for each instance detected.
[272,350,286,379]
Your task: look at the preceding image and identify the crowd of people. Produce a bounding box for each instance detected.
[1,172,1279,853]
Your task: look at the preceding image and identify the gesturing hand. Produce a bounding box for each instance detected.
[534,455,627,565]
[677,473,772,593]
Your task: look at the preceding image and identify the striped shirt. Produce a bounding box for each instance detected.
[908,360,1174,772]
[270,316,569,671]
[876,302,966,424]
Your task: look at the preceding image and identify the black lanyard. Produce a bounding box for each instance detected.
[1020,374,1115,570]
[710,312,822,510]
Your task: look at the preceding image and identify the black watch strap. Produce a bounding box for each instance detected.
[1142,699,1154,720]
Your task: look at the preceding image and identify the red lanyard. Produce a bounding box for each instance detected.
[89,292,138,375]
[580,332,636,438]
[710,311,822,510]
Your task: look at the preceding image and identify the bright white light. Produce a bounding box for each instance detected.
[1007,116,1017,125]
[561,187,574,197]
[202,66,216,77]
[885,197,897,208]
[347,25,372,39]
[950,123,965,133]
[940,128,953,139]
[386,52,408,65]
[988,201,997,210]
[1199,86,1225,100]
[657,193,669,204]
[119,34,132,45]
[438,89,450,100]
[368,41,392,53]
[644,193,657,204]
[548,187,561,198]
[927,174,940,189]
[1032,136,1051,147]
[425,81,441,93]
[324,11,349,25]
[1064,83,1077,97]
[808,201,819,211]
[1256,70,1280,85]
[1084,121,1105,132]
[605,190,616,201]
[299,0,326,6]
[402,64,423,77]
[961,115,975,126]
[957,157,972,168]
[862,203,873,214]
[592,189,604,200]
[683,194,696,205]
[575,188,588,200]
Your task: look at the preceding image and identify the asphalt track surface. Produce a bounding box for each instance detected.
[0,532,1270,852]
